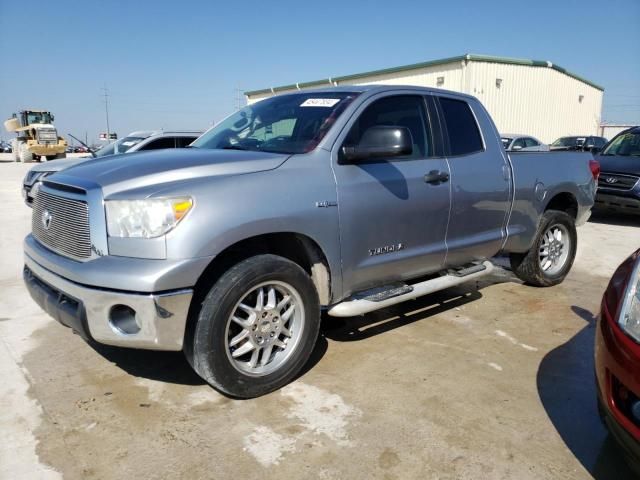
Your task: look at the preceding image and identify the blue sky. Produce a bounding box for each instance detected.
[1,0,638,144]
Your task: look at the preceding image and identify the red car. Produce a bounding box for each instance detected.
[596,248,640,472]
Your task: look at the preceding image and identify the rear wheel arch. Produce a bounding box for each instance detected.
[544,192,578,219]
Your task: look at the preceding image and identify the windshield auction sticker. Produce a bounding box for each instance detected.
[300,98,341,107]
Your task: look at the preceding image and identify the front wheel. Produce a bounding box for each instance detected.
[19,146,34,163]
[185,254,320,398]
[510,210,577,287]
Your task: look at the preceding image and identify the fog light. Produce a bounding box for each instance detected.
[109,305,140,335]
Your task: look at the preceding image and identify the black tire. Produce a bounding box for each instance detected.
[19,146,33,163]
[185,254,320,398]
[509,210,577,287]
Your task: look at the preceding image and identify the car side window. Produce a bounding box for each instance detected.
[140,137,177,150]
[438,97,484,156]
[513,138,526,149]
[176,137,197,148]
[524,138,539,148]
[343,95,431,159]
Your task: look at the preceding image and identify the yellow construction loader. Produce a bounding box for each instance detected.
[4,110,67,162]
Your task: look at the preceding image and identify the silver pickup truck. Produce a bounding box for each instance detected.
[23,86,599,398]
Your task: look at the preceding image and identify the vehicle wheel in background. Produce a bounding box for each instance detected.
[509,210,577,287]
[185,254,320,398]
[53,153,66,159]
[11,140,20,162]
[19,146,34,163]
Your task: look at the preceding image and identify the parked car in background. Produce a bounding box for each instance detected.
[89,130,201,158]
[0,141,12,153]
[550,135,607,152]
[501,134,549,152]
[22,130,202,205]
[22,86,598,398]
[595,247,640,474]
[594,126,640,216]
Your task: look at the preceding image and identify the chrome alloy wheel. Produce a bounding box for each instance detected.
[539,224,570,275]
[224,281,305,377]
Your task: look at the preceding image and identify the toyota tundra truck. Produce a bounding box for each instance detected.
[23,86,599,398]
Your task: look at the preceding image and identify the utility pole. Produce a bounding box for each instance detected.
[235,86,243,111]
[101,84,110,139]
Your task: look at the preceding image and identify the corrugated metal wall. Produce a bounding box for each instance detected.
[246,60,603,144]
[466,62,603,143]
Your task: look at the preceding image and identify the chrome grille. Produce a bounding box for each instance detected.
[598,172,639,191]
[37,128,58,145]
[32,190,91,259]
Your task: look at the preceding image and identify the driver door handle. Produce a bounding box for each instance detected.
[424,170,449,185]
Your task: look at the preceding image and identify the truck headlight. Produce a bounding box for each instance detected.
[105,197,193,238]
[619,259,640,342]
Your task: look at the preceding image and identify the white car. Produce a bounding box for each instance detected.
[501,134,549,152]
[22,130,202,205]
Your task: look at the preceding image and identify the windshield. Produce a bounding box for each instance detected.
[191,92,359,154]
[94,136,147,157]
[501,137,513,148]
[601,131,640,156]
[26,112,53,124]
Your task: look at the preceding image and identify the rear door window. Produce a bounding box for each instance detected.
[438,97,484,156]
[176,136,197,148]
[140,137,177,150]
[524,137,539,148]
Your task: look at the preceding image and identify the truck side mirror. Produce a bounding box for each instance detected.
[340,125,413,163]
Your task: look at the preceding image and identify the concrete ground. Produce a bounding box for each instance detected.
[0,154,639,479]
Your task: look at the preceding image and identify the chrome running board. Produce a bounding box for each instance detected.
[328,261,494,317]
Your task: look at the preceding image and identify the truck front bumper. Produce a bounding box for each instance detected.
[24,250,196,351]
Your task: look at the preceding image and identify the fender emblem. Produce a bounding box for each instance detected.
[315,201,338,208]
[368,243,404,256]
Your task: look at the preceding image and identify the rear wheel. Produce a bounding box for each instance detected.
[510,210,577,287]
[185,254,320,398]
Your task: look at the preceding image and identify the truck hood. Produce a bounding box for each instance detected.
[51,148,291,196]
[595,154,640,176]
[28,157,86,175]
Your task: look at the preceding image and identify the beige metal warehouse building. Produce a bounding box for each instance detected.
[245,54,604,144]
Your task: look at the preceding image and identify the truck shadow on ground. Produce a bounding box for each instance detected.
[86,328,329,388]
[536,305,636,479]
[322,287,482,342]
[89,343,206,386]
[322,268,515,342]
